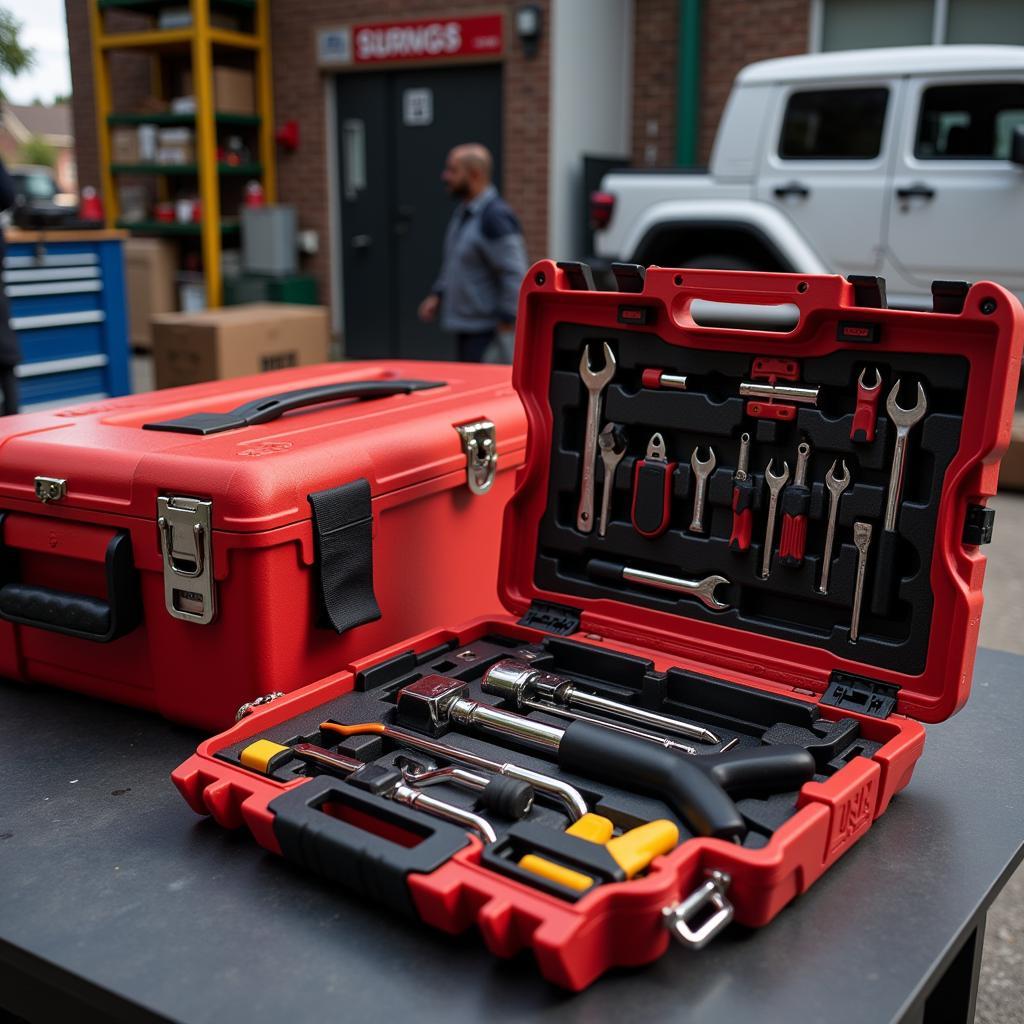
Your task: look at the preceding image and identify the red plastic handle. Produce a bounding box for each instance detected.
[777,512,807,566]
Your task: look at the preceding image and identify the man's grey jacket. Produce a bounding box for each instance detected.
[431,185,528,333]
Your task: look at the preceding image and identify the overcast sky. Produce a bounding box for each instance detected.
[1,0,71,105]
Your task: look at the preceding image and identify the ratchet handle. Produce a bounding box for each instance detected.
[728,479,755,552]
[559,721,746,841]
[777,485,810,566]
[631,458,677,538]
[698,745,816,795]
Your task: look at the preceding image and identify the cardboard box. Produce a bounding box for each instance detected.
[124,238,179,349]
[111,126,140,164]
[152,303,330,389]
[181,66,255,115]
[998,411,1024,492]
[156,126,194,164]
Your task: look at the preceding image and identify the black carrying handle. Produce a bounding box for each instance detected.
[697,745,816,796]
[142,379,446,435]
[0,512,141,642]
[269,776,469,917]
[558,721,747,841]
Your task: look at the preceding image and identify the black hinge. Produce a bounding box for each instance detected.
[556,261,596,291]
[822,671,900,719]
[963,504,995,546]
[518,600,581,636]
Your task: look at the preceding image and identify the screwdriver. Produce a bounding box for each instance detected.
[728,432,754,552]
[778,441,811,567]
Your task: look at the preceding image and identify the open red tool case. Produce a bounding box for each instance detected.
[0,360,525,728]
[174,265,1022,989]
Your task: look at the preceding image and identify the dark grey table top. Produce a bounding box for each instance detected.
[1,648,1022,1024]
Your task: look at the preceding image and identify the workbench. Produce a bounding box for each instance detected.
[1,648,1021,1024]
[5,228,130,411]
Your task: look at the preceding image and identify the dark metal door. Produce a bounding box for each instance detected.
[336,65,503,360]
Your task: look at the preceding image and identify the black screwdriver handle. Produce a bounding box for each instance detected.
[558,721,747,841]
[698,745,816,795]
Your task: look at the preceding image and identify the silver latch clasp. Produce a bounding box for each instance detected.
[156,495,216,624]
[454,419,497,495]
[34,476,67,503]
[662,870,733,949]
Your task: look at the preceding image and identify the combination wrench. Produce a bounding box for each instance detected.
[872,380,927,614]
[818,459,851,595]
[760,459,790,579]
[689,446,716,533]
[576,342,617,533]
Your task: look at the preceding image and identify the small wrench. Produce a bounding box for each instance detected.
[587,559,731,611]
[818,459,851,595]
[850,521,873,643]
[760,459,790,579]
[576,342,617,533]
[689,446,716,533]
[597,422,627,537]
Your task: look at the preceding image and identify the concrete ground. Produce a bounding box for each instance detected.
[975,492,1024,1024]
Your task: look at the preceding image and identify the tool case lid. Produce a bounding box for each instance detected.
[497,262,1023,724]
[0,360,526,531]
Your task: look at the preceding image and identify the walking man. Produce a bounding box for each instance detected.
[418,143,527,362]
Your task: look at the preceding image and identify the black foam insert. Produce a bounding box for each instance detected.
[536,324,967,674]
[217,633,882,892]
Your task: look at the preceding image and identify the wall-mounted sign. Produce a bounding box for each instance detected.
[318,14,503,68]
[402,88,434,126]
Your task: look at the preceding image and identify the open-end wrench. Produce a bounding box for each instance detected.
[760,459,790,579]
[587,559,731,611]
[872,380,927,614]
[598,422,627,537]
[689,446,716,533]
[818,459,851,596]
[576,342,617,533]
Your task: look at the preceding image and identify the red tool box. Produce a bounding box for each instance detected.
[173,265,1022,989]
[0,361,526,729]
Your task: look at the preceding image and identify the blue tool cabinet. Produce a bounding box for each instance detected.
[5,230,130,411]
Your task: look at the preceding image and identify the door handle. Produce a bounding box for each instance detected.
[773,182,810,199]
[896,183,935,200]
[351,234,372,249]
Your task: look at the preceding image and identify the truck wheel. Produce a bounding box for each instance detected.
[682,254,757,271]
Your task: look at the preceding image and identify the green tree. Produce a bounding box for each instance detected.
[18,134,55,167]
[0,8,34,102]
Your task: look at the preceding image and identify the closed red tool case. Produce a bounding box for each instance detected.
[0,360,526,729]
[173,265,1022,989]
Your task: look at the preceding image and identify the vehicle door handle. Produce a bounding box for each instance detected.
[351,234,372,249]
[773,182,810,199]
[896,183,935,200]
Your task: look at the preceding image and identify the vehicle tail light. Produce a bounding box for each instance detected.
[589,191,615,230]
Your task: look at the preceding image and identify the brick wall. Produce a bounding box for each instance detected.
[631,0,809,168]
[632,0,679,167]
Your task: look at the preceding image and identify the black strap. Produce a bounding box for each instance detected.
[307,478,381,635]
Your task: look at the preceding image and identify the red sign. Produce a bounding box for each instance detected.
[351,14,503,64]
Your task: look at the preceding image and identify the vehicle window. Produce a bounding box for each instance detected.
[14,173,56,200]
[778,88,889,160]
[915,83,1024,160]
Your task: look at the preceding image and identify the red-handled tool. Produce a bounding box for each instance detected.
[777,441,811,567]
[851,367,881,442]
[728,432,754,553]
[631,433,676,537]
[641,369,687,391]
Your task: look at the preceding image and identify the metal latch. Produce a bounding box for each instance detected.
[454,419,497,495]
[662,871,733,949]
[156,495,216,625]
[34,476,67,503]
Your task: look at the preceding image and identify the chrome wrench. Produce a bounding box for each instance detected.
[850,521,873,643]
[760,459,790,579]
[597,422,627,537]
[818,459,851,595]
[689,445,716,533]
[576,342,617,533]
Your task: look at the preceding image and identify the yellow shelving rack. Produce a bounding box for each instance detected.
[89,0,277,306]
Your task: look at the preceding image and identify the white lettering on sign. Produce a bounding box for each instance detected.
[355,21,462,60]
[402,88,434,127]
